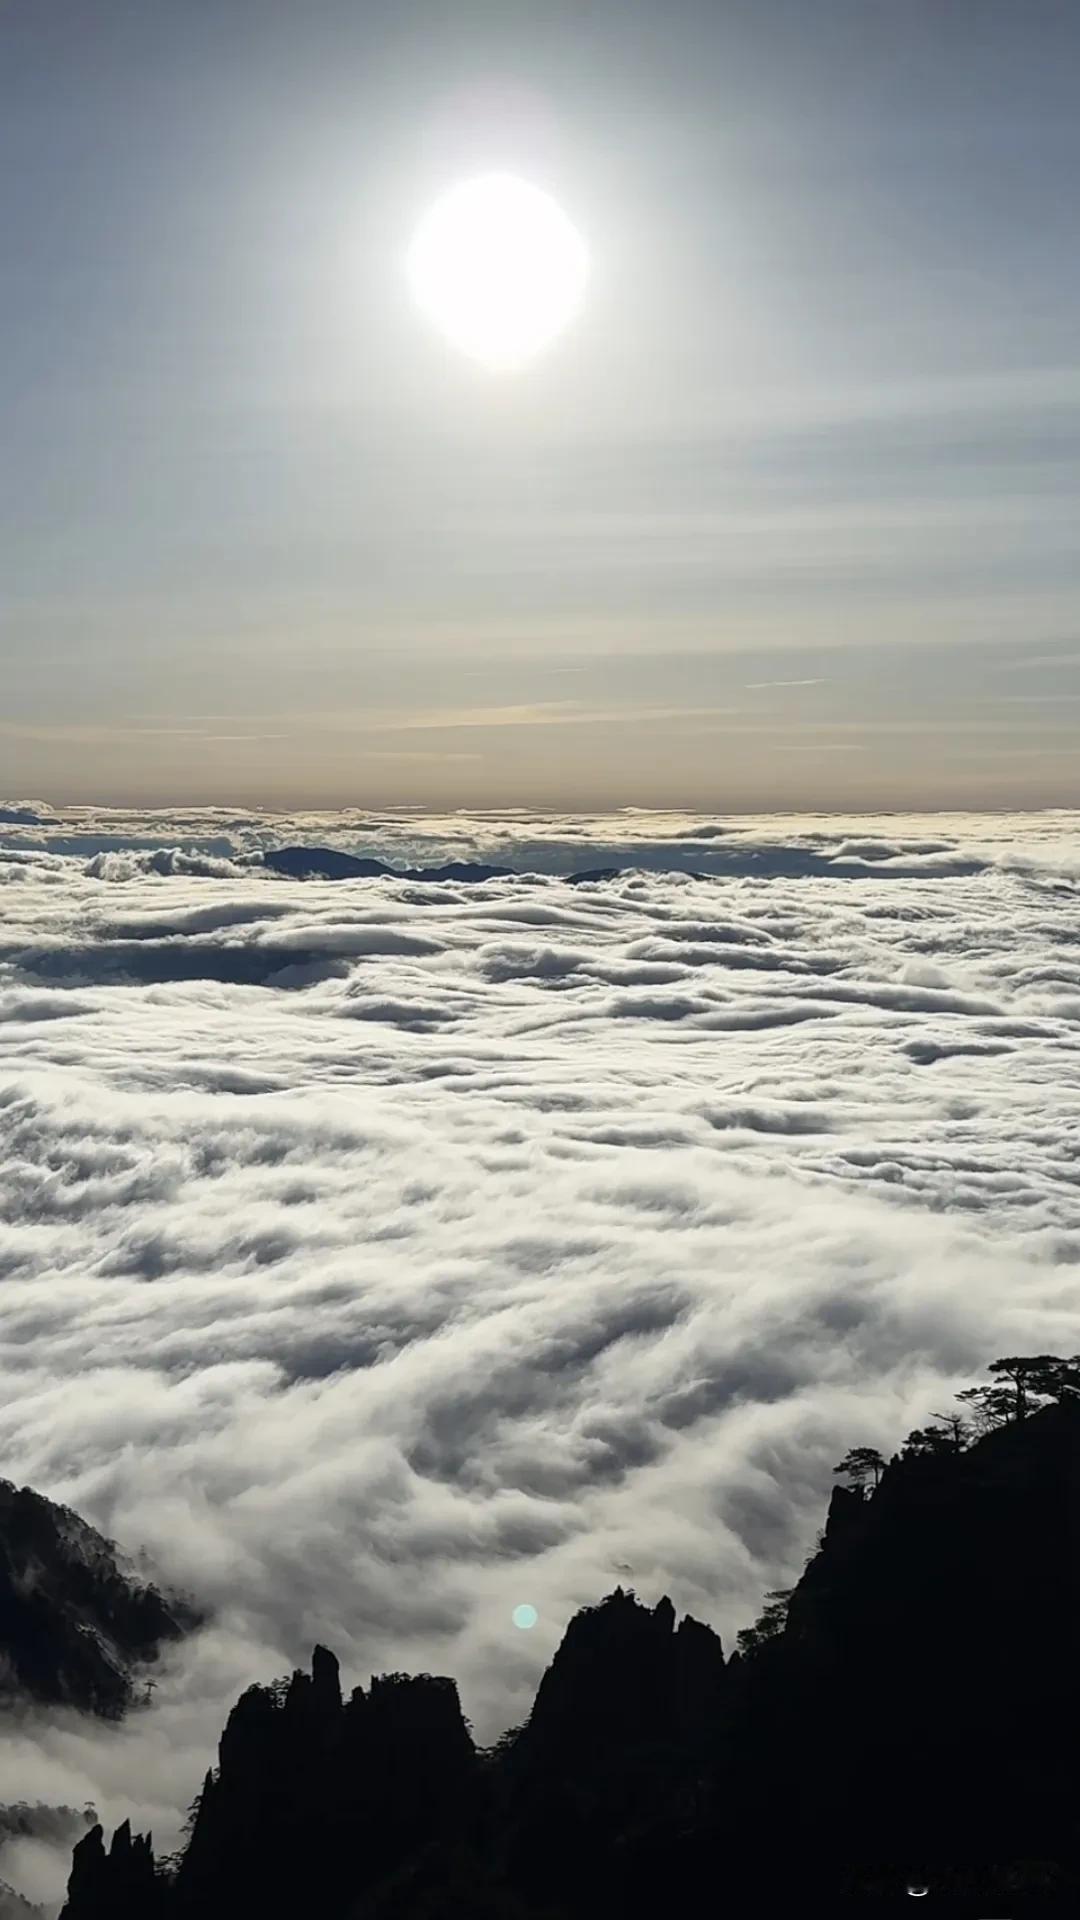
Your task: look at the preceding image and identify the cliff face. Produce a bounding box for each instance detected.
[724,1399,1080,1894]
[0,1480,199,1717]
[59,1404,1080,1916]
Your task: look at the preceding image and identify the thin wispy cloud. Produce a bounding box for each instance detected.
[744,679,827,690]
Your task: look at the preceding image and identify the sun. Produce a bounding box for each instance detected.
[407,173,589,371]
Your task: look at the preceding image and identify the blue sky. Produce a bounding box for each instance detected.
[2,0,1079,807]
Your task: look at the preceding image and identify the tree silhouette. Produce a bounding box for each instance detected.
[955,1384,1015,1434]
[903,1411,972,1459]
[902,1425,956,1459]
[929,1411,969,1452]
[833,1446,885,1490]
[181,1775,213,1839]
[988,1355,1063,1422]
[735,1589,792,1658]
[956,1355,1080,1433]
[1022,1354,1080,1402]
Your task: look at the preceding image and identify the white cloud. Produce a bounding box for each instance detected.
[0,804,1079,1907]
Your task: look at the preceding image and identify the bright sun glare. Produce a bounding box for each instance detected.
[407,173,589,370]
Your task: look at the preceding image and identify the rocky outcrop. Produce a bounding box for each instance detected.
[519,1589,724,1766]
[168,1647,476,1918]
[62,1823,162,1920]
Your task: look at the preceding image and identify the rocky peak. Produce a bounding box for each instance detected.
[311,1642,341,1712]
[522,1588,725,1766]
[62,1821,159,1920]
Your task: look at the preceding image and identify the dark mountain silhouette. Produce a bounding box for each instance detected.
[63,1823,157,1920]
[261,847,623,885]
[262,848,514,882]
[564,865,623,885]
[58,1395,1080,1916]
[0,1479,199,1717]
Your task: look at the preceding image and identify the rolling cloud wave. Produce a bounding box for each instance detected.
[0,806,1078,1907]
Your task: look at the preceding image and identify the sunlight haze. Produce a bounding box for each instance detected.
[3,1,1079,807]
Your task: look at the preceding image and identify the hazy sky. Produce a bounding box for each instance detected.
[3,0,1079,809]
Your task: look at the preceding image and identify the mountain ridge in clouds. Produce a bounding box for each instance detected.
[57,1396,1080,1915]
[264,846,626,887]
[0,1479,199,1719]
[263,847,515,884]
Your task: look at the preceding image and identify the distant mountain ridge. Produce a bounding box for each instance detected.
[0,1480,199,1718]
[57,1392,1080,1914]
[261,847,621,884]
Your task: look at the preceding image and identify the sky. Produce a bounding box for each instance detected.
[2,0,1080,808]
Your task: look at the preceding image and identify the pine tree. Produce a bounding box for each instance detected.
[832,1446,886,1490]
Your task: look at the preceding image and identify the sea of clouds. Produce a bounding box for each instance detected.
[1,802,1079,1908]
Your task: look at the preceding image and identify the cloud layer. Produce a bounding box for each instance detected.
[1,805,1079,1906]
